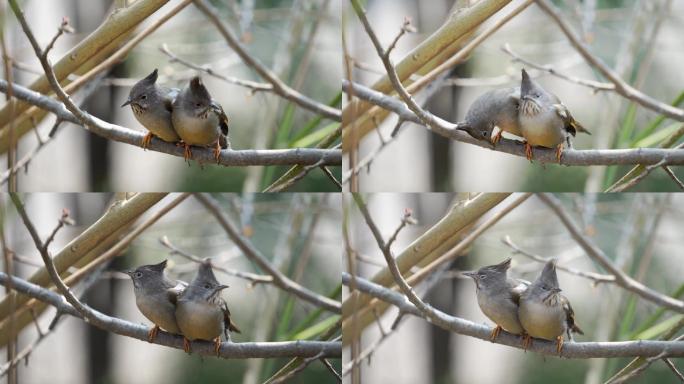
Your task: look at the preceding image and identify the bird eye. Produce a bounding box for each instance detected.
[195,102,202,107]
[204,283,212,289]
[140,95,147,100]
[534,93,540,98]
[478,274,486,279]
[134,272,143,278]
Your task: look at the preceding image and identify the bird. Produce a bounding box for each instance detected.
[124,259,186,342]
[171,76,230,163]
[463,258,529,342]
[518,259,583,354]
[175,259,241,356]
[456,87,523,146]
[121,69,181,150]
[518,68,590,161]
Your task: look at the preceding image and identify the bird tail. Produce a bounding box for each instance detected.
[570,119,591,136]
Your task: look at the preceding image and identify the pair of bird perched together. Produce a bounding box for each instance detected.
[457,69,591,161]
[121,69,230,162]
[125,259,241,356]
[463,258,583,354]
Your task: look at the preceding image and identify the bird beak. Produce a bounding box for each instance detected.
[121,99,131,108]
[122,269,133,276]
[217,284,230,291]
[461,271,476,279]
[551,287,562,293]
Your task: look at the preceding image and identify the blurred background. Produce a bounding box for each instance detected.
[0,0,341,191]
[2,193,341,383]
[345,0,684,192]
[344,193,684,383]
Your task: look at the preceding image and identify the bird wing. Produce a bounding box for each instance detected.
[165,279,187,305]
[220,297,241,336]
[507,278,530,305]
[211,101,230,136]
[554,103,590,136]
[163,88,180,113]
[561,295,584,337]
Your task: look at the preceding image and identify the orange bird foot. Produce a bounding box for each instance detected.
[141,132,154,150]
[489,325,502,342]
[524,142,534,161]
[555,143,564,162]
[183,144,193,163]
[522,334,532,352]
[491,130,503,146]
[147,325,159,343]
[556,335,564,355]
[214,337,222,357]
[213,141,222,163]
[183,337,192,354]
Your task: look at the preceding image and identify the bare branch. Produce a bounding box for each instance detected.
[159,43,273,93]
[195,194,341,312]
[344,80,684,166]
[538,193,684,313]
[535,0,684,122]
[0,78,340,167]
[192,0,341,121]
[343,273,684,358]
[0,272,340,359]
[501,235,616,284]
[158,235,273,286]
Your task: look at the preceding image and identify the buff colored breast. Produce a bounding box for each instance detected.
[176,299,224,341]
[133,105,180,142]
[172,108,221,146]
[519,107,565,148]
[519,298,565,340]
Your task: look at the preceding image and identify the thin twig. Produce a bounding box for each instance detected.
[538,193,684,313]
[535,0,684,122]
[663,358,684,382]
[269,352,326,384]
[501,43,614,91]
[192,0,341,121]
[158,235,273,286]
[662,166,684,191]
[501,235,616,284]
[159,43,272,92]
[195,194,341,312]
[320,358,342,382]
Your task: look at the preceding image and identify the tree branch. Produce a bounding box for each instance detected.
[538,193,684,313]
[0,272,340,359]
[192,0,341,121]
[535,0,684,122]
[342,273,684,358]
[195,194,341,313]
[344,80,684,166]
[0,79,340,167]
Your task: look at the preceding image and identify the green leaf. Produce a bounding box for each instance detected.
[291,122,339,148]
[291,315,341,340]
[632,123,682,148]
[633,315,684,340]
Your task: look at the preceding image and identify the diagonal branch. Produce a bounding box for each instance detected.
[538,193,684,313]
[195,193,341,313]
[192,0,341,121]
[535,0,684,122]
